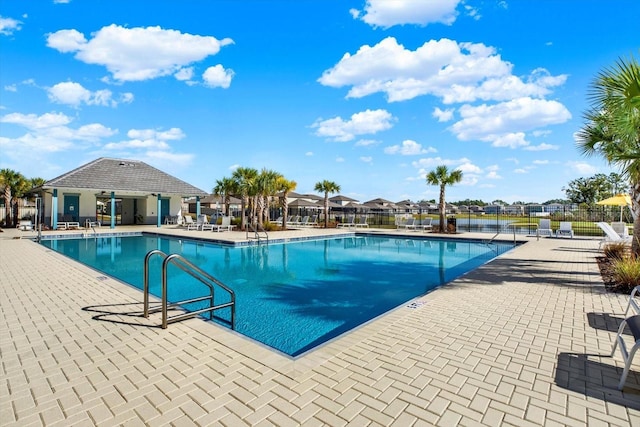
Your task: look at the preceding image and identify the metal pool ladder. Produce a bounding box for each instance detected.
[143,250,236,329]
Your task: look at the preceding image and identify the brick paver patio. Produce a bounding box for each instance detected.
[1,227,639,426]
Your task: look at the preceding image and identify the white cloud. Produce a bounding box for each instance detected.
[491,132,529,149]
[312,109,395,142]
[433,107,454,122]
[4,84,17,92]
[305,151,314,156]
[0,16,22,36]
[336,157,345,162]
[202,64,234,88]
[47,81,128,107]
[384,139,436,155]
[353,0,462,28]
[450,97,571,143]
[514,168,528,174]
[360,156,373,163]
[457,162,482,174]
[46,24,234,82]
[0,111,117,153]
[567,161,597,175]
[144,150,194,167]
[319,37,567,104]
[175,67,194,81]
[523,142,559,151]
[533,160,549,165]
[355,139,380,147]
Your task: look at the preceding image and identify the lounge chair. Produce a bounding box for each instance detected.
[596,221,632,247]
[287,215,300,227]
[612,222,630,238]
[17,220,34,231]
[306,215,318,227]
[338,215,356,228]
[187,214,207,231]
[610,314,640,390]
[538,219,553,237]
[298,216,310,227]
[182,215,195,228]
[211,216,235,232]
[355,215,368,228]
[555,221,574,238]
[271,216,283,226]
[418,218,433,232]
[397,217,417,231]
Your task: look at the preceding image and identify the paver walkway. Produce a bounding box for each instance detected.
[1,228,640,426]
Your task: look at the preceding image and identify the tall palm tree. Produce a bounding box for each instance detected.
[314,180,341,228]
[577,56,640,254]
[213,177,235,217]
[426,165,463,233]
[276,177,297,230]
[0,168,26,227]
[256,169,282,226]
[231,167,258,230]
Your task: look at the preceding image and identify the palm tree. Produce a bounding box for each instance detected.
[577,56,640,254]
[256,169,282,226]
[213,177,235,217]
[0,169,27,227]
[231,167,258,230]
[426,165,463,233]
[276,177,297,230]
[314,180,341,228]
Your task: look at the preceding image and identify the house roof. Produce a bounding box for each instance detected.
[330,195,359,202]
[42,157,208,197]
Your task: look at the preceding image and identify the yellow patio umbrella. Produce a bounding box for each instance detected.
[597,194,631,221]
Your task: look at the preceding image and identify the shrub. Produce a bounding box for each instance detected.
[603,242,628,260]
[612,256,640,293]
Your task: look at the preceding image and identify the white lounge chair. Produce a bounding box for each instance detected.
[338,215,356,228]
[397,217,417,231]
[211,216,235,232]
[355,215,368,228]
[555,221,574,238]
[538,219,553,237]
[418,218,433,232]
[187,214,206,231]
[17,220,34,231]
[611,314,640,390]
[612,222,630,238]
[287,215,300,227]
[596,221,632,247]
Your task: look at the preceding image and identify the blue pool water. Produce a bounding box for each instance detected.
[42,234,515,356]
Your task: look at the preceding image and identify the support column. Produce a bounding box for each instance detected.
[196,196,201,218]
[157,194,162,228]
[52,189,58,230]
[110,192,116,229]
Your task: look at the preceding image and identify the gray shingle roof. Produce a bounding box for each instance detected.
[43,158,208,197]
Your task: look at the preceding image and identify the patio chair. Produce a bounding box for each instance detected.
[538,219,553,237]
[211,216,235,232]
[355,215,368,228]
[187,214,206,231]
[596,222,632,247]
[17,220,34,231]
[610,314,640,390]
[338,215,356,228]
[555,221,574,238]
[286,215,300,227]
[182,215,194,227]
[397,217,417,231]
[418,217,433,232]
[612,222,630,239]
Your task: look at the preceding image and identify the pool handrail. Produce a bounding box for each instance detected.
[143,249,236,329]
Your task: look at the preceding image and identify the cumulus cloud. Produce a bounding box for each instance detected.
[384,139,436,155]
[433,107,454,122]
[450,97,571,143]
[355,139,380,147]
[567,161,597,175]
[46,24,234,83]
[0,16,22,36]
[352,0,462,28]
[360,156,373,163]
[47,81,132,107]
[0,111,116,153]
[319,37,566,104]
[523,142,559,151]
[311,109,395,142]
[203,64,234,88]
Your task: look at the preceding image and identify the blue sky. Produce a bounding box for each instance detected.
[1,0,638,204]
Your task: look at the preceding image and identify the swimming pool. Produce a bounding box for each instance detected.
[41,234,515,356]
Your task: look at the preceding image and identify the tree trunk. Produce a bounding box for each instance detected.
[632,183,640,256]
[439,185,446,233]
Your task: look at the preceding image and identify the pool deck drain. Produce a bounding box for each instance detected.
[1,225,640,426]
